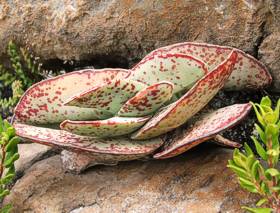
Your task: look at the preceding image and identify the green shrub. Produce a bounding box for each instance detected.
[0,117,20,213]
[0,41,44,118]
[228,96,280,212]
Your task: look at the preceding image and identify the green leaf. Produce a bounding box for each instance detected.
[251,160,260,181]
[251,136,267,160]
[3,120,11,131]
[4,153,19,168]
[255,124,266,143]
[5,136,20,152]
[6,127,15,139]
[265,168,279,177]
[242,206,272,213]
[239,181,258,193]
[0,189,9,199]
[244,143,254,156]
[0,116,3,132]
[260,181,270,194]
[274,98,280,122]
[263,112,277,124]
[251,102,265,127]
[0,174,15,185]
[227,163,248,179]
[233,149,247,169]
[260,96,272,107]
[256,198,268,207]
[246,155,255,169]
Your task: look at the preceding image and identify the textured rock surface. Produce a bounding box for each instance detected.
[0,0,279,89]
[4,145,258,213]
[259,32,280,90]
[15,143,54,175]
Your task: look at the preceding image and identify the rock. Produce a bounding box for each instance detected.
[1,0,279,89]
[4,145,258,213]
[15,143,54,176]
[259,32,280,90]
[0,1,270,63]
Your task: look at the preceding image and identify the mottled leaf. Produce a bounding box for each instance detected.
[118,81,173,117]
[64,79,145,114]
[60,116,150,138]
[132,50,238,140]
[127,53,208,93]
[14,123,164,156]
[154,103,251,159]
[14,69,128,124]
[140,42,272,90]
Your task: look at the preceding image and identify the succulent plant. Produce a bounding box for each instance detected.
[12,42,272,173]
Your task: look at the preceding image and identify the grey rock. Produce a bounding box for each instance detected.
[4,146,258,213]
[15,143,54,175]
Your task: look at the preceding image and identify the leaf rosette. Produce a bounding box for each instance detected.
[12,42,272,169]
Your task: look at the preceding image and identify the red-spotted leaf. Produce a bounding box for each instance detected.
[14,69,128,124]
[141,42,271,90]
[60,116,150,138]
[64,79,145,114]
[154,103,252,159]
[127,53,208,93]
[131,50,238,140]
[14,123,164,157]
[117,81,174,117]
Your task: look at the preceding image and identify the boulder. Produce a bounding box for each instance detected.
[4,145,258,213]
[0,0,279,89]
[259,32,280,90]
[15,143,54,176]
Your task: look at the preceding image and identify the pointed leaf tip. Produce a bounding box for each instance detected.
[143,42,272,90]
[118,81,174,117]
[154,103,251,159]
[132,50,238,140]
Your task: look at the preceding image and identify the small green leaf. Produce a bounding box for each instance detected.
[251,102,265,127]
[274,99,280,122]
[265,168,279,177]
[0,116,3,132]
[0,189,9,199]
[244,143,254,156]
[239,182,258,193]
[251,160,260,181]
[251,136,267,160]
[0,174,15,185]
[4,153,19,168]
[260,181,270,194]
[256,198,268,207]
[5,136,20,152]
[255,124,266,143]
[263,112,277,124]
[227,164,248,179]
[242,206,272,213]
[265,124,279,137]
[260,96,272,107]
[246,155,255,170]
[239,177,255,187]
[233,149,247,169]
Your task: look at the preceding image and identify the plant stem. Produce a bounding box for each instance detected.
[214,135,242,148]
[0,144,6,179]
